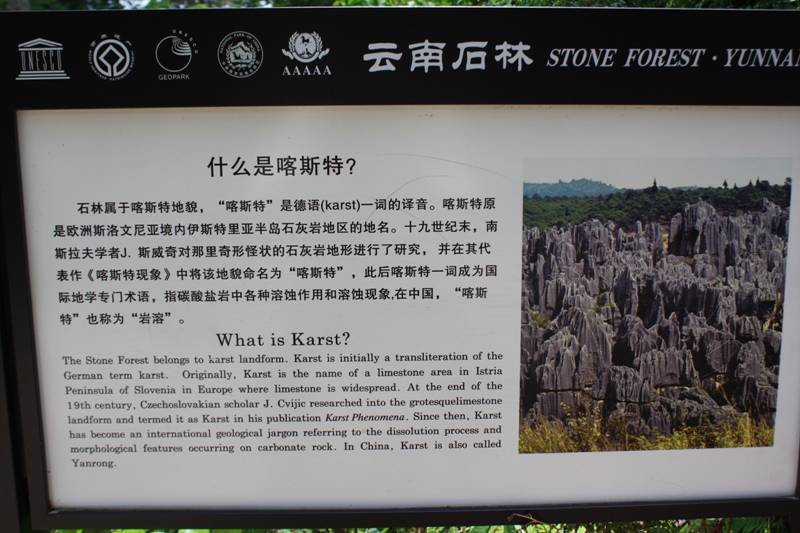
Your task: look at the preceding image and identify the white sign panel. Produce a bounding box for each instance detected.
[15,106,800,510]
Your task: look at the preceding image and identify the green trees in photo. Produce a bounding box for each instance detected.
[522,179,791,230]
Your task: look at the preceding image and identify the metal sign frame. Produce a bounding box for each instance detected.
[1,7,799,530]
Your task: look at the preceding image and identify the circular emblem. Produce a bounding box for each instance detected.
[218,31,262,78]
[283,32,329,64]
[89,36,134,80]
[156,34,194,73]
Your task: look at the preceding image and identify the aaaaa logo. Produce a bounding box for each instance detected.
[282,32,331,76]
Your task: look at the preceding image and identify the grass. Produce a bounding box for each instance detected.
[52,519,795,533]
[519,408,774,453]
[528,311,551,328]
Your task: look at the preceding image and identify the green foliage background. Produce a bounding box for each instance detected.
[1,0,798,18]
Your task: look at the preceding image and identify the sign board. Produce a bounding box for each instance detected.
[1,7,799,530]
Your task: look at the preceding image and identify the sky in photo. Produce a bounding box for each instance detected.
[524,157,793,189]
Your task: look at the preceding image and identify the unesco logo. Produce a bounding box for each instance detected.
[156,30,197,80]
[89,34,134,81]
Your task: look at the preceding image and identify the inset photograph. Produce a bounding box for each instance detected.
[519,158,791,453]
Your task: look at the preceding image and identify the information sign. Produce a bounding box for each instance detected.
[1,7,799,530]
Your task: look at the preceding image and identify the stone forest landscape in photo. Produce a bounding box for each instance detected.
[519,175,791,453]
